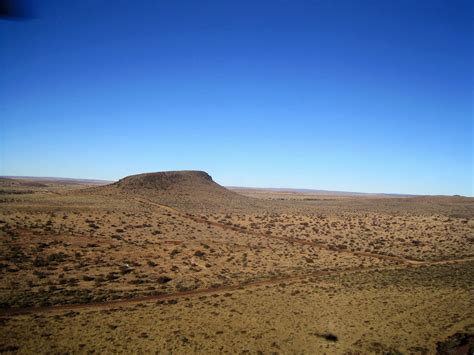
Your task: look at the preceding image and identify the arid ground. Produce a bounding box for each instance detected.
[0,172,473,354]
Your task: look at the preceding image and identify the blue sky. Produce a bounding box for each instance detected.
[1,0,472,195]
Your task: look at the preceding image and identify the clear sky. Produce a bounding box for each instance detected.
[1,0,472,195]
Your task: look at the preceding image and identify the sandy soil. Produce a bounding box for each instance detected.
[0,174,473,354]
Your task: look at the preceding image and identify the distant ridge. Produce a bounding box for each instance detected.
[0,176,112,185]
[227,186,416,197]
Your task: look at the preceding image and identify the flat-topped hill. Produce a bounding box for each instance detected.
[79,171,474,216]
[94,170,262,213]
[113,171,224,193]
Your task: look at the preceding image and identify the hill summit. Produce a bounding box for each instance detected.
[113,171,220,192]
[97,170,260,213]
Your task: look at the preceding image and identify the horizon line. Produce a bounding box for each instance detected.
[2,174,471,198]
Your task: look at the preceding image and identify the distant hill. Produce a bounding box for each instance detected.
[113,171,224,193]
[93,171,261,213]
[5,173,471,215]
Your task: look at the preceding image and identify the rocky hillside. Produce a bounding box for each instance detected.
[92,171,263,213]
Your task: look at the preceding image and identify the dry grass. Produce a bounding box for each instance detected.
[0,173,473,353]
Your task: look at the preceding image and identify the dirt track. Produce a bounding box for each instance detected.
[134,198,474,266]
[0,267,351,316]
[1,197,471,317]
[2,257,472,317]
[1,245,472,317]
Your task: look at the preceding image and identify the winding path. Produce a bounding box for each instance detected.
[1,257,472,317]
[133,197,473,266]
[1,197,472,317]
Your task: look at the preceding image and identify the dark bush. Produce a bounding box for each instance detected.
[157,276,172,284]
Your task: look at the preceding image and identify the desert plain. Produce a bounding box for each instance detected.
[0,171,473,354]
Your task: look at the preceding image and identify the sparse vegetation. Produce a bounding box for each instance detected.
[0,174,472,354]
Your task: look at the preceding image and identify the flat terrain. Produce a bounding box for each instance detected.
[0,172,473,354]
